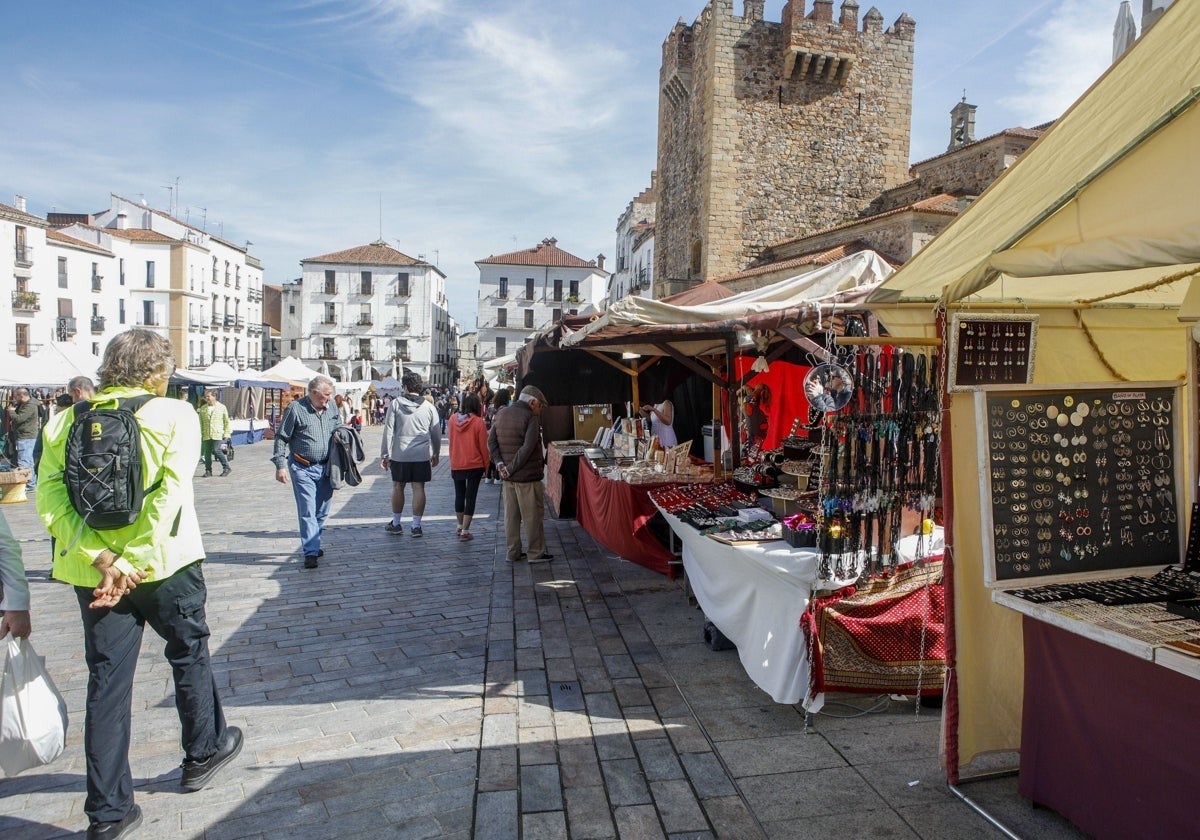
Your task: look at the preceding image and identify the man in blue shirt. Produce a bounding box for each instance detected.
[272,376,341,568]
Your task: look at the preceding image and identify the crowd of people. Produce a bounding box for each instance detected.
[1,342,548,839]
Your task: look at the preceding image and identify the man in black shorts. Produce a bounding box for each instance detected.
[381,371,441,537]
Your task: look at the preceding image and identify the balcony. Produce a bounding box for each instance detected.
[352,351,374,361]
[136,315,162,327]
[211,313,222,328]
[11,290,39,312]
[322,283,337,295]
[389,319,409,331]
[566,294,581,304]
[91,316,106,334]
[318,349,338,360]
[14,244,34,266]
[396,352,411,362]
[495,292,508,300]
[91,274,103,292]
[248,323,263,336]
[224,315,237,328]
[357,316,373,326]
[56,316,78,339]
[224,274,231,287]
[393,284,410,298]
[236,315,245,329]
[320,314,337,325]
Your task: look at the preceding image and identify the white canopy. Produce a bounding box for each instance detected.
[26,342,101,385]
[562,250,894,356]
[0,352,47,387]
[259,356,324,386]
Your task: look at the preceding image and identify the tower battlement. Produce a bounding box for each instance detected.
[654,0,916,285]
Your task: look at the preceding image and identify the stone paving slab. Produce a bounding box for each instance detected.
[0,426,1087,838]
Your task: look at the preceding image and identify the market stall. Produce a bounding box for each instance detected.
[576,457,677,576]
[866,4,1200,835]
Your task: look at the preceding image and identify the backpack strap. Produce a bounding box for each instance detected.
[118,394,158,414]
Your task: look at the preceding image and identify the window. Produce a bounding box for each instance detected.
[358,303,372,325]
[93,342,100,356]
[358,339,371,359]
[397,272,410,296]
[568,279,580,300]
[142,300,155,326]
[324,269,336,295]
[146,261,155,288]
[58,257,68,288]
[289,304,295,314]
[498,277,509,299]
[496,308,507,328]
[552,308,562,323]
[553,278,563,301]
[524,309,534,329]
[525,278,534,300]
[119,258,125,286]
[290,339,297,350]
[496,337,506,357]
[118,299,126,324]
[322,338,335,358]
[14,226,27,263]
[15,323,28,356]
[395,339,409,360]
[323,303,336,324]
[360,271,373,295]
[92,262,101,291]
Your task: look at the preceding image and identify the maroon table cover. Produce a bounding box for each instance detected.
[575,459,676,576]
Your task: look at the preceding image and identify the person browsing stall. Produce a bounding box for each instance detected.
[272,375,340,569]
[37,329,241,839]
[488,385,551,563]
[0,509,31,640]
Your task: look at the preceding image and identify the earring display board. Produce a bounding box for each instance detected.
[949,313,1038,390]
[977,384,1181,587]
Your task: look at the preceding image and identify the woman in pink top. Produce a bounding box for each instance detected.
[448,392,491,539]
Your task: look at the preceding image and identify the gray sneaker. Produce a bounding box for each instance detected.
[384,522,404,535]
[410,526,423,538]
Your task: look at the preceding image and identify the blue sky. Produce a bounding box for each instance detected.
[1,0,1124,329]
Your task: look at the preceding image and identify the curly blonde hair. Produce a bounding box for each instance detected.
[98,329,175,389]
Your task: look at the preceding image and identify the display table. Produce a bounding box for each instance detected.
[658,506,823,706]
[545,445,581,519]
[575,458,676,576]
[991,592,1200,839]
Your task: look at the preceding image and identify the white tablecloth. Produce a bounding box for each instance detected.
[659,509,824,708]
[659,505,946,709]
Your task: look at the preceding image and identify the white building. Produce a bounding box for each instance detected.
[475,238,607,363]
[4,197,54,357]
[284,241,456,386]
[54,194,263,370]
[608,176,657,305]
[44,228,121,358]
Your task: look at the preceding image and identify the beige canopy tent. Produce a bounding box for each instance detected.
[866,0,1200,780]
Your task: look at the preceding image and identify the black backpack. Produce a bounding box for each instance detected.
[63,394,160,530]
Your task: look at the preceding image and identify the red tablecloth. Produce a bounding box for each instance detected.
[575,459,676,576]
[1019,618,1200,840]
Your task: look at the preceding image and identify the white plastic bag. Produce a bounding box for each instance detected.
[0,636,69,776]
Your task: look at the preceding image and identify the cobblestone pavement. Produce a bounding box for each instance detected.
[0,427,1086,839]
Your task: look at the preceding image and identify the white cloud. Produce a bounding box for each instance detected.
[999,0,1113,123]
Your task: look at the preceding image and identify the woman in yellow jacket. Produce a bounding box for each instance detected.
[37,329,241,839]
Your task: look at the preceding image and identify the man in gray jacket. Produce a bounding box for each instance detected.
[381,372,441,537]
[487,385,551,563]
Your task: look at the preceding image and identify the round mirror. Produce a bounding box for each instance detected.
[803,363,854,413]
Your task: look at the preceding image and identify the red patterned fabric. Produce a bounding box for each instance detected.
[576,459,676,577]
[802,559,946,700]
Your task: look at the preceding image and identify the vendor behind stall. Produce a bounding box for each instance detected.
[640,397,677,447]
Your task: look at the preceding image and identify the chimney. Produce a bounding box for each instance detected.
[597,254,606,271]
[948,95,977,151]
[14,195,26,212]
[116,211,128,230]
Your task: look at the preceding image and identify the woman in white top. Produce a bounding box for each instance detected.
[641,400,678,447]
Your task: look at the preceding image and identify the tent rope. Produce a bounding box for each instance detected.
[1076,264,1200,305]
[1073,311,1127,381]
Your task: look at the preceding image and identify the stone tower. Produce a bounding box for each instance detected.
[655,0,915,290]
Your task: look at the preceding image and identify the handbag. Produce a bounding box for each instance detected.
[0,636,69,776]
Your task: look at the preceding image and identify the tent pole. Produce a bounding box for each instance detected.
[630,359,640,417]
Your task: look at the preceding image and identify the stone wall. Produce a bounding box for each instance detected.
[655,0,915,286]
[874,133,1041,212]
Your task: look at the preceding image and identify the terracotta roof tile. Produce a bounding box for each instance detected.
[477,237,597,268]
[302,241,422,266]
[104,227,179,243]
[0,202,46,226]
[46,228,113,256]
[715,241,898,284]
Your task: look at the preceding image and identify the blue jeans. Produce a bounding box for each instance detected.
[289,460,332,557]
[16,437,36,488]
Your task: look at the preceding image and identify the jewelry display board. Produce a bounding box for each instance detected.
[978,384,1181,586]
[949,313,1038,390]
